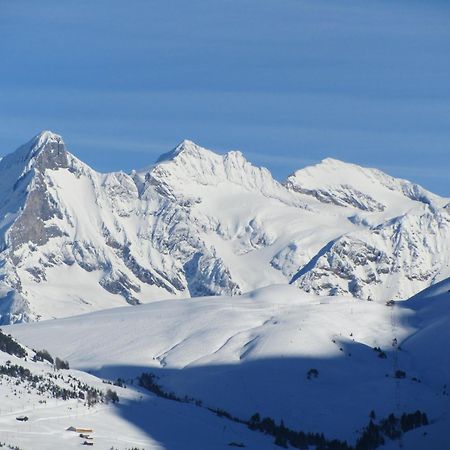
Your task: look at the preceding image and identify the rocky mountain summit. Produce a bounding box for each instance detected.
[0,131,448,323]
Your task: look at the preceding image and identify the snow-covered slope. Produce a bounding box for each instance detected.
[0,329,273,450]
[285,157,442,212]
[399,277,450,388]
[7,284,450,448]
[286,159,450,301]
[0,131,449,323]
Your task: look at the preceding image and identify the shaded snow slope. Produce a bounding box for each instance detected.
[8,285,450,447]
[399,277,450,388]
[406,276,450,304]
[0,132,449,322]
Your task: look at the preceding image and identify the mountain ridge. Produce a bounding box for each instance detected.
[0,131,448,323]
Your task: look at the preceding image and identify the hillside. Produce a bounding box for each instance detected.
[8,284,450,448]
[0,327,277,450]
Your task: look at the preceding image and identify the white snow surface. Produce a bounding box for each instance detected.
[0,329,275,450]
[0,131,449,323]
[1,132,448,447]
[7,283,450,448]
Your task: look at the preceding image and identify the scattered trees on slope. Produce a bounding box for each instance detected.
[105,388,120,404]
[55,357,70,370]
[0,362,118,406]
[0,330,26,358]
[33,349,54,364]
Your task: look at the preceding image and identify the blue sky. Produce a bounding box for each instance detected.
[1,0,449,195]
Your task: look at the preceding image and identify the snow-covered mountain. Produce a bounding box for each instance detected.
[0,131,449,323]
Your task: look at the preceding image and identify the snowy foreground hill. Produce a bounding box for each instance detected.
[5,281,450,449]
[0,324,273,450]
[0,131,449,323]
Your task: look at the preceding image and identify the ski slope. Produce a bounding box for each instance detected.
[7,283,450,448]
[0,332,276,450]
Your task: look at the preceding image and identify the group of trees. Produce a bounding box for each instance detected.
[138,372,176,399]
[0,333,121,409]
[249,409,429,450]
[105,388,120,404]
[355,420,385,450]
[139,372,204,408]
[356,411,428,449]
[0,444,23,450]
[381,411,428,438]
[55,357,70,370]
[33,348,69,370]
[372,347,387,359]
[33,349,53,364]
[0,362,117,406]
[0,330,26,358]
[0,329,70,373]
[103,377,126,388]
[248,413,352,450]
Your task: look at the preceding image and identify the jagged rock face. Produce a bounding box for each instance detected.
[0,135,251,322]
[290,207,450,301]
[285,182,386,212]
[0,132,449,323]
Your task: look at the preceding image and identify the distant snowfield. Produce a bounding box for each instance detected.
[7,282,450,449]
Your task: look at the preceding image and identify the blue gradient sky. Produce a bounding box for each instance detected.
[1,1,449,195]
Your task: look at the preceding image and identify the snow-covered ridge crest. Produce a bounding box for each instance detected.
[147,139,288,197]
[285,157,443,211]
[0,131,448,323]
[155,139,203,163]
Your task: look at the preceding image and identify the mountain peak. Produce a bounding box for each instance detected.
[0,131,70,180]
[17,130,65,162]
[34,130,63,146]
[320,157,347,166]
[155,139,211,164]
[316,157,373,172]
[26,130,69,170]
[286,157,372,190]
[285,156,443,211]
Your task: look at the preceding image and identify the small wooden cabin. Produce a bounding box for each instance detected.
[67,426,94,433]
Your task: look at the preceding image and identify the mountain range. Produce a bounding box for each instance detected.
[0,131,449,323]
